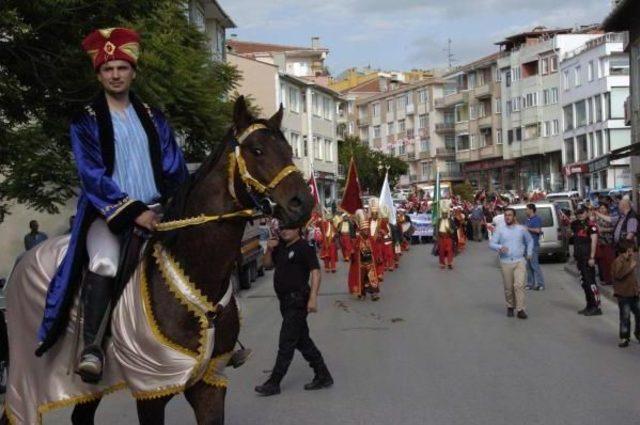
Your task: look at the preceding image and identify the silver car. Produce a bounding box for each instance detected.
[510,203,570,262]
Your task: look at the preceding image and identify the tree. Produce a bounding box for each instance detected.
[338,136,408,195]
[453,182,475,201]
[0,0,240,220]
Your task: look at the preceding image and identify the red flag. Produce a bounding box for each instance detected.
[340,157,363,214]
[308,170,320,209]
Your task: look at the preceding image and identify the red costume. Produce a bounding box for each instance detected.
[319,219,338,273]
[369,216,386,280]
[348,233,380,299]
[337,217,354,262]
[380,218,396,271]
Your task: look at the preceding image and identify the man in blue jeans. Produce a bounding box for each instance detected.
[525,203,545,290]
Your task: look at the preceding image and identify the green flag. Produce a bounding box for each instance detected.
[432,169,441,222]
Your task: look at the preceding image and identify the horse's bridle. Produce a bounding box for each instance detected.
[156,123,300,232]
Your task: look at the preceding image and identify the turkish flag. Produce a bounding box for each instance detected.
[308,171,320,209]
[340,157,363,214]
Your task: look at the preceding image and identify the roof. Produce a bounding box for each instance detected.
[279,72,342,98]
[206,0,236,28]
[496,27,573,47]
[603,0,638,31]
[227,39,328,55]
[355,77,443,105]
[226,52,279,69]
[442,52,501,78]
[342,78,384,94]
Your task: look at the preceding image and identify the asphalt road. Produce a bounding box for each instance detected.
[41,241,640,424]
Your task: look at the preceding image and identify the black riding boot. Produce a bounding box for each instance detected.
[77,271,114,383]
[304,363,333,390]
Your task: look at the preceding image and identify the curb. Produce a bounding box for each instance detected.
[563,263,615,302]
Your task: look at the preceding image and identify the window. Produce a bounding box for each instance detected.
[610,55,630,76]
[280,84,287,108]
[610,87,630,119]
[387,99,393,113]
[505,69,512,87]
[421,162,432,178]
[495,98,501,114]
[550,88,558,104]
[290,132,300,157]
[564,105,574,131]
[373,125,381,138]
[418,89,428,104]
[457,135,470,150]
[552,119,560,135]
[347,101,354,114]
[542,121,550,137]
[323,97,333,120]
[574,66,581,87]
[312,93,321,116]
[550,55,558,72]
[358,105,366,119]
[496,129,503,145]
[604,92,610,119]
[396,95,407,110]
[289,87,299,112]
[469,105,477,120]
[575,100,587,127]
[468,73,476,89]
[387,122,394,135]
[588,61,594,82]
[516,127,522,141]
[563,70,571,91]
[477,102,486,118]
[420,139,429,152]
[324,139,333,162]
[595,94,603,122]
[512,97,521,112]
[313,136,321,159]
[540,57,549,75]
[587,97,594,125]
[506,100,512,115]
[495,67,502,82]
[609,128,631,150]
[419,114,428,129]
[469,134,476,149]
[589,133,595,159]
[596,130,603,155]
[543,89,550,105]
[508,129,513,144]
[524,124,540,140]
[372,102,380,118]
[512,67,521,81]
[398,119,406,132]
[600,57,608,77]
[524,92,538,108]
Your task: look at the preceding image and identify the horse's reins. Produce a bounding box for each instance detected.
[155,123,300,232]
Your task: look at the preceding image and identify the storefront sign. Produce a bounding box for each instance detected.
[588,156,610,174]
[314,170,336,181]
[562,163,588,176]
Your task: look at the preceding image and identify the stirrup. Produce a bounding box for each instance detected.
[76,349,104,384]
[227,348,252,369]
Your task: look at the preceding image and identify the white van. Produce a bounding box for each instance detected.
[510,203,570,262]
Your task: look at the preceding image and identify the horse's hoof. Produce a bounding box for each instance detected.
[228,348,252,369]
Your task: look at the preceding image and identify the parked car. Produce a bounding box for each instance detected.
[231,222,265,292]
[510,203,570,262]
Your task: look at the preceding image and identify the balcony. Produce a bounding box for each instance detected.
[440,91,469,108]
[434,97,446,109]
[473,83,492,99]
[455,121,469,133]
[435,122,455,134]
[357,116,369,126]
[440,169,463,179]
[456,149,480,163]
[419,127,429,138]
[407,152,416,160]
[479,144,503,159]
[436,147,455,157]
[406,104,415,115]
[478,115,492,128]
[419,151,431,159]
[409,174,418,182]
[406,128,415,139]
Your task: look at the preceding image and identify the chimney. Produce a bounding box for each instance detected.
[311,36,320,50]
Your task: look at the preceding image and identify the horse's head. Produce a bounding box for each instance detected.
[230,96,314,228]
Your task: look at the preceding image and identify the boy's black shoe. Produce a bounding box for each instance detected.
[583,307,602,316]
[255,378,281,396]
[517,310,528,320]
[619,339,630,348]
[577,307,589,315]
[506,308,514,317]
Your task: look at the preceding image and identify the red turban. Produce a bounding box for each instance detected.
[82,28,140,71]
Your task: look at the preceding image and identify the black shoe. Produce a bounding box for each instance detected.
[517,310,528,320]
[77,349,104,383]
[635,333,640,343]
[619,339,630,348]
[577,307,589,315]
[255,378,281,396]
[304,365,333,390]
[228,348,252,369]
[583,307,603,316]
[506,308,514,317]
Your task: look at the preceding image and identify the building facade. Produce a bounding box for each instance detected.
[497,28,601,192]
[435,54,505,191]
[560,33,631,195]
[228,53,341,208]
[188,0,236,61]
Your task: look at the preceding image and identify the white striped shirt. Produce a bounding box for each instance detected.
[110,104,160,204]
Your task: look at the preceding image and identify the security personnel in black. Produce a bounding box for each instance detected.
[571,206,602,316]
[255,226,333,396]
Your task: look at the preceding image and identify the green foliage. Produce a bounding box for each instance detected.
[0,0,239,220]
[338,136,409,195]
[453,182,475,201]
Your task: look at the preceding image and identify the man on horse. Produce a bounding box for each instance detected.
[36,27,189,383]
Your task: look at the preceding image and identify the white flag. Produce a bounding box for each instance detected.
[379,172,397,225]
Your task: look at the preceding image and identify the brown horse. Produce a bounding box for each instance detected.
[3,96,314,425]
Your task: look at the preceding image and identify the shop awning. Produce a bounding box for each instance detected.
[609,142,640,161]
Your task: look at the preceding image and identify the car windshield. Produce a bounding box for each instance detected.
[515,207,554,227]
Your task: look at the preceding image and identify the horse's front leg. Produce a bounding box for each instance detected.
[136,394,174,425]
[71,398,101,425]
[184,381,227,425]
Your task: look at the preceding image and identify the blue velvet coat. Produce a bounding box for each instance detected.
[36,92,188,355]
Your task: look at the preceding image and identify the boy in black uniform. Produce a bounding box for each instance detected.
[571,206,602,316]
[255,226,333,396]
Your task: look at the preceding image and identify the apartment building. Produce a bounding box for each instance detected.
[228,53,341,208]
[560,33,631,194]
[604,0,640,203]
[188,0,236,61]
[497,27,601,192]
[351,79,464,188]
[227,38,330,86]
[434,53,504,190]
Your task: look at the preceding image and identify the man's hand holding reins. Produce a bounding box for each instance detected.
[135,210,160,231]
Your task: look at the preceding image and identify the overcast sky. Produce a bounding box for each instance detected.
[219,0,613,75]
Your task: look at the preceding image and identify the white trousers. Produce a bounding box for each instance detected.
[87,218,120,278]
